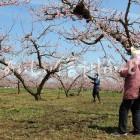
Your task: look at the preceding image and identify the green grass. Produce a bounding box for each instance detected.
[0,89,139,140]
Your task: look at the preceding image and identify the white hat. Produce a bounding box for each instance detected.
[131,46,140,57]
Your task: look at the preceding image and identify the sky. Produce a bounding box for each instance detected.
[0,0,139,66]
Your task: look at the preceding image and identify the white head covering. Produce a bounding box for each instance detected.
[130,47,140,65]
[131,47,140,57]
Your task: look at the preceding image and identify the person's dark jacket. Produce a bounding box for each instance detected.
[87,75,100,89]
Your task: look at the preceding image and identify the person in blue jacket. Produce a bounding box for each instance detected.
[87,73,101,103]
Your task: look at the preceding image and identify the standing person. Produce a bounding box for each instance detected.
[87,73,101,103]
[115,48,140,136]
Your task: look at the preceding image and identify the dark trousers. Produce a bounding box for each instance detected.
[92,87,100,102]
[118,98,140,134]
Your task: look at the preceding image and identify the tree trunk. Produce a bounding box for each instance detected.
[34,94,41,101]
[17,80,20,94]
[65,90,69,97]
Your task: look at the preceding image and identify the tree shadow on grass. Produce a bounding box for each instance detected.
[88,124,118,134]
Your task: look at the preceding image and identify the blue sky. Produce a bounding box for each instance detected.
[0,0,139,65]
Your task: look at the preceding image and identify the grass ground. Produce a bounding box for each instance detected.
[0,88,139,140]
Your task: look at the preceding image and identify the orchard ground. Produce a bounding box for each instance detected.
[0,88,139,140]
